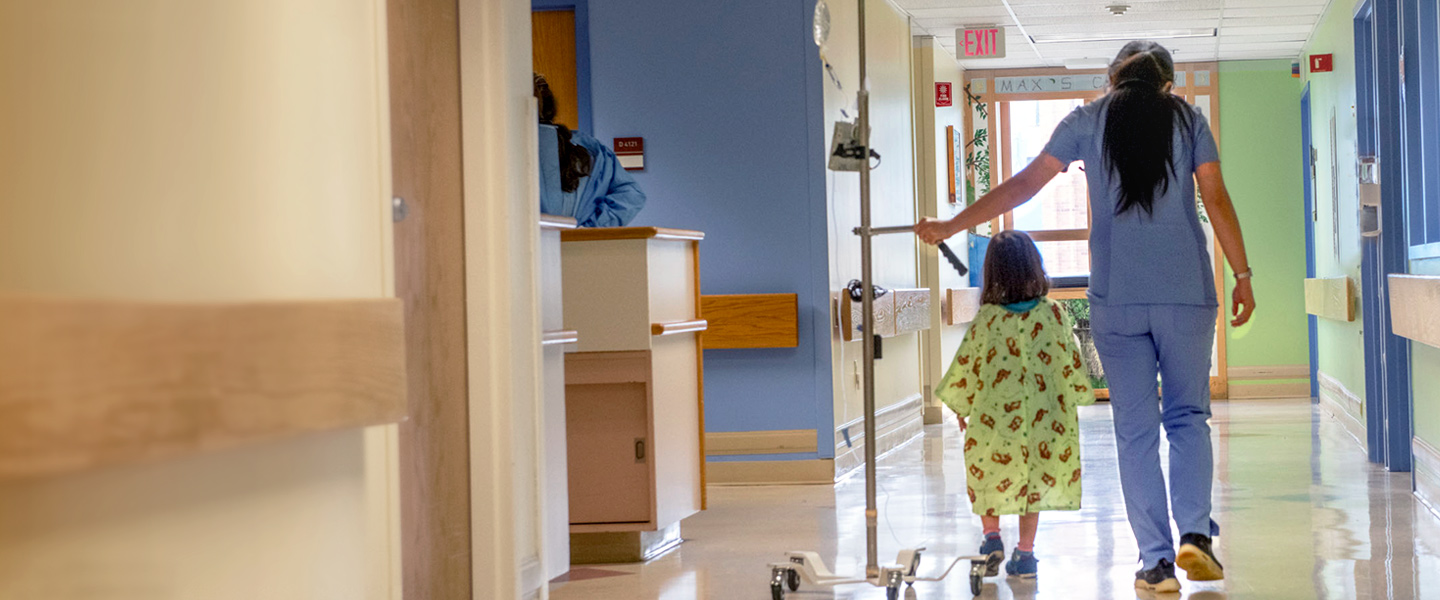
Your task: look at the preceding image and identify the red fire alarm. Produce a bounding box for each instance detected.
[936,82,953,107]
[1310,54,1333,73]
[614,137,643,171]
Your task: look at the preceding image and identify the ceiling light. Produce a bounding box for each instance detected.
[1030,28,1216,44]
[1107,4,1130,16]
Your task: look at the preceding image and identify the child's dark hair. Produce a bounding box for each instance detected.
[981,230,1050,305]
[533,73,593,193]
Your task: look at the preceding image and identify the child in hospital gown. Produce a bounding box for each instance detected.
[936,230,1095,580]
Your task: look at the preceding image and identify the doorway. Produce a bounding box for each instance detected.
[964,65,1229,398]
[532,0,591,133]
[1355,0,1413,471]
[1301,85,1319,399]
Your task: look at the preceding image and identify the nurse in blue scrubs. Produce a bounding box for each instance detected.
[916,42,1255,592]
[534,73,646,227]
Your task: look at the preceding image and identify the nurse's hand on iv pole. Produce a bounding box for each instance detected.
[915,217,960,245]
[1231,277,1256,327]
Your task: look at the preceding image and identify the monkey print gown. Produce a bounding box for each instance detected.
[936,298,1097,517]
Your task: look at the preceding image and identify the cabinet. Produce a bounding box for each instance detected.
[561,227,706,562]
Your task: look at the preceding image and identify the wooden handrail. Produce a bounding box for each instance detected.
[562,227,705,242]
[700,294,798,349]
[0,296,407,482]
[651,319,708,336]
[541,329,579,346]
[1390,275,1440,348]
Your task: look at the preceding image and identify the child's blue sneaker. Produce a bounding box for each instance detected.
[978,533,1005,576]
[1005,549,1038,579]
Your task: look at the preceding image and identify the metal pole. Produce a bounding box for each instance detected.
[855,0,879,581]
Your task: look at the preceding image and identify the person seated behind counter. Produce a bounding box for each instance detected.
[534,73,646,227]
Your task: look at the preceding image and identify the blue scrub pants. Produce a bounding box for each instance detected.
[1091,304,1220,569]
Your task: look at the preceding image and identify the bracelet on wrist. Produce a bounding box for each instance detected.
[1234,269,1253,280]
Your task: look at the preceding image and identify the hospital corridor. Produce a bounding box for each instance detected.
[1,0,1439,599]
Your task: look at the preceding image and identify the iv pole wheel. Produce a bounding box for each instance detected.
[786,568,800,592]
[969,560,987,596]
[769,566,788,600]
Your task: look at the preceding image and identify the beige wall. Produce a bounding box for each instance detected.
[912,38,970,420]
[458,0,549,596]
[825,0,922,434]
[0,1,399,598]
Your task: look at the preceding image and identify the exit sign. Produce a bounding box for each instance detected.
[957,26,1006,59]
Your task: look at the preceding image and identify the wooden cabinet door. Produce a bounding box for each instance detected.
[566,381,652,524]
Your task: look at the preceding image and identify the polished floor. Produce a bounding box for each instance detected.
[551,399,1440,599]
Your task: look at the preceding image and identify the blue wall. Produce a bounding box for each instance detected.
[586,0,834,459]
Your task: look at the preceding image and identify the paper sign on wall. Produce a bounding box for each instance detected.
[614,137,644,171]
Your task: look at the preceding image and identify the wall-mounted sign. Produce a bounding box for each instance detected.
[1310,53,1333,73]
[936,82,953,107]
[614,137,644,170]
[957,26,1005,59]
[994,74,1107,94]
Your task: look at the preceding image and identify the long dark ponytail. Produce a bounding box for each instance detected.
[1102,41,1193,217]
[534,73,593,193]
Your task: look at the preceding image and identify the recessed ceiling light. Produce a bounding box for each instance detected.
[1107,4,1130,16]
[1030,28,1216,44]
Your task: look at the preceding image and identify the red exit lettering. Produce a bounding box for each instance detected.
[958,27,1006,59]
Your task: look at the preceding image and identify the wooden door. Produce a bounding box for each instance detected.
[532,10,579,130]
[388,0,472,598]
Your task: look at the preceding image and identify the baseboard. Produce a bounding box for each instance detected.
[1414,437,1440,519]
[834,394,925,478]
[1227,364,1309,380]
[1228,382,1310,399]
[1318,372,1366,450]
[519,556,545,597]
[705,429,818,456]
[706,458,835,485]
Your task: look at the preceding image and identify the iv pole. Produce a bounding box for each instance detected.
[854,0,879,581]
[766,1,990,598]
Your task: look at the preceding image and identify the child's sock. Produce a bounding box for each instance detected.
[1016,541,1034,553]
[984,529,1001,539]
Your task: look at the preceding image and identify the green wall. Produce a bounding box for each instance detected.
[1218,61,1309,371]
[1410,259,1440,445]
[1301,2,1368,400]
[1303,0,1440,449]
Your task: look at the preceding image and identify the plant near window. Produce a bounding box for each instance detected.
[963,83,992,235]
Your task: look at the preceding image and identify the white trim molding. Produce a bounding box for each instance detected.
[1227,364,1310,380]
[1228,382,1311,399]
[705,429,819,456]
[706,459,836,485]
[834,394,926,478]
[1318,372,1366,451]
[1414,437,1440,519]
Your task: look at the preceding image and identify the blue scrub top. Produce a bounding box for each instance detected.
[1041,95,1221,307]
[537,125,646,227]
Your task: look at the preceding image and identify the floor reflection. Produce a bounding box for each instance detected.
[551,399,1440,599]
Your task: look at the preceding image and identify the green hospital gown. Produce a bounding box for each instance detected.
[936,298,1097,517]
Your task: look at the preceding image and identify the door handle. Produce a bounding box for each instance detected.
[635,438,647,462]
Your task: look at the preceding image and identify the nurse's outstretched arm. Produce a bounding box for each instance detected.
[914,153,1065,244]
[1197,161,1256,327]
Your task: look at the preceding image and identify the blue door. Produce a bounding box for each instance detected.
[1356,0,1413,471]
[1301,86,1319,400]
